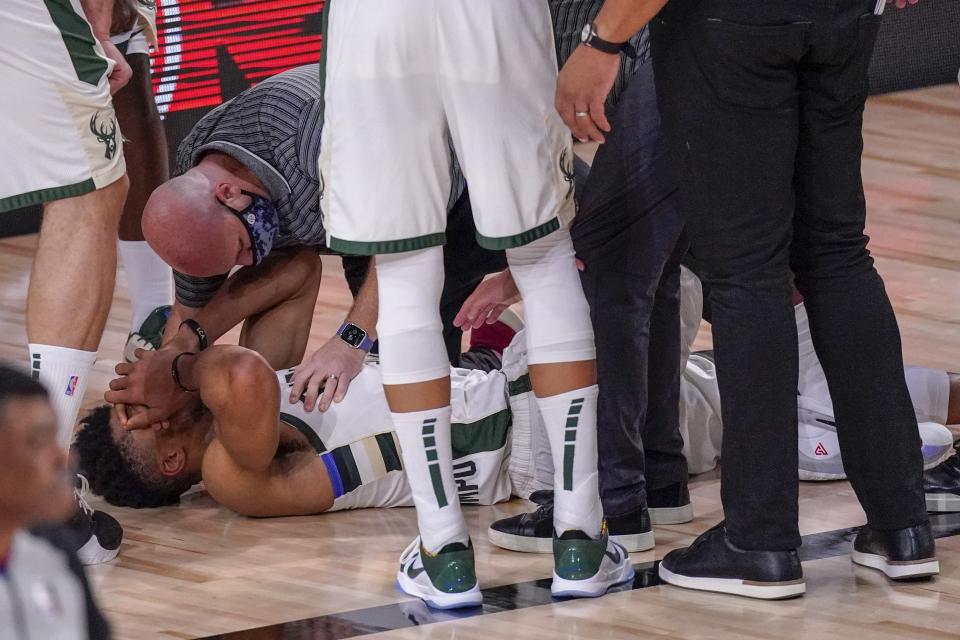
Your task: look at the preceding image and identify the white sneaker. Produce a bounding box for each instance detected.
[551,527,635,598]
[70,475,123,565]
[798,396,953,481]
[123,305,171,363]
[396,537,482,610]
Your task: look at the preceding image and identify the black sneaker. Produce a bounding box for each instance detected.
[606,505,655,552]
[851,522,939,580]
[647,482,693,525]
[924,452,960,513]
[658,522,805,600]
[488,490,554,553]
[67,475,123,565]
[488,491,654,553]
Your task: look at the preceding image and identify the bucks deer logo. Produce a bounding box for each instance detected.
[559,148,575,201]
[89,112,118,160]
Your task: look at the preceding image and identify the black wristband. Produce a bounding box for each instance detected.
[179,319,209,351]
[171,352,199,392]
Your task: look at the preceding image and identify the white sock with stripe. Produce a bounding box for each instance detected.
[391,405,469,553]
[28,344,97,450]
[536,385,602,538]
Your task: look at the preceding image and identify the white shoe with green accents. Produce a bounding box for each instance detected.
[396,536,483,610]
[124,305,172,363]
[551,524,635,598]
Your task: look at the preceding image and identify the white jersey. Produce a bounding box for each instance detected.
[273,350,535,511]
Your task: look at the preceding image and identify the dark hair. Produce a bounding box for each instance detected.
[74,405,197,508]
[0,363,48,419]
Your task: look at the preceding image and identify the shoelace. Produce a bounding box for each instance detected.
[75,474,95,517]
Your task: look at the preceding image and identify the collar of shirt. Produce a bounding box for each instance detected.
[194,141,292,202]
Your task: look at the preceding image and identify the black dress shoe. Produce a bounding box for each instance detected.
[852,522,939,580]
[488,490,654,553]
[924,452,960,513]
[658,522,805,600]
[647,482,693,525]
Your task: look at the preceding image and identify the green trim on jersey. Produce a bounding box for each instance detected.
[328,232,447,256]
[475,218,560,250]
[279,412,327,453]
[508,374,532,397]
[451,409,511,459]
[42,0,109,86]
[0,179,96,213]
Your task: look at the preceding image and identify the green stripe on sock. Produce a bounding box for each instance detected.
[428,464,448,508]
[563,444,575,491]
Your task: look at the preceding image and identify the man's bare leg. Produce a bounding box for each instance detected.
[28,176,128,448]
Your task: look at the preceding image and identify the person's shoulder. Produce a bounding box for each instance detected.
[22,525,81,562]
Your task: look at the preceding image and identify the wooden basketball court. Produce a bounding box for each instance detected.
[1,85,958,640]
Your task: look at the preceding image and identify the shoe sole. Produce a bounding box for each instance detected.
[551,560,635,598]
[658,565,806,600]
[650,503,694,525]
[488,528,654,554]
[925,492,960,513]
[396,572,483,610]
[76,534,121,566]
[850,549,940,580]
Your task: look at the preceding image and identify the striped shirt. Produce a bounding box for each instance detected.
[548,0,651,106]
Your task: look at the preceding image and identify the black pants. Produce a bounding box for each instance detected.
[571,60,687,517]
[651,0,927,550]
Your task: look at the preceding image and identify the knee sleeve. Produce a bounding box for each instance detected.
[375,247,450,385]
[506,228,595,365]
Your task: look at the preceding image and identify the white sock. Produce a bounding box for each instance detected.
[537,385,602,538]
[28,344,97,450]
[391,405,469,552]
[119,240,173,331]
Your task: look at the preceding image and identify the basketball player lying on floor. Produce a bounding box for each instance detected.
[75,332,551,517]
[76,286,960,520]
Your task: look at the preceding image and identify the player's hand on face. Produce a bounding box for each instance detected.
[289,337,366,412]
[105,348,193,430]
[99,39,133,94]
[454,269,522,330]
[555,45,620,143]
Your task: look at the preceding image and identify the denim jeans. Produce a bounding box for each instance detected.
[651,0,928,550]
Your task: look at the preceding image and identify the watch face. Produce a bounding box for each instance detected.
[581,23,592,43]
[340,324,367,348]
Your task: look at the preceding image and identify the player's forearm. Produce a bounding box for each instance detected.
[346,264,379,340]
[79,0,115,39]
[593,0,670,43]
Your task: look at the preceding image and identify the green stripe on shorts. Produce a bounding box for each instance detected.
[329,232,447,256]
[476,218,560,251]
[43,0,109,86]
[0,179,96,213]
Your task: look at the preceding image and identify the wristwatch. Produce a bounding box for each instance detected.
[580,22,636,58]
[337,322,374,352]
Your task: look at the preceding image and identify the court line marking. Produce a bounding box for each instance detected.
[201,512,960,640]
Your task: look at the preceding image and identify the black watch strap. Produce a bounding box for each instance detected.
[180,319,209,351]
[583,22,637,58]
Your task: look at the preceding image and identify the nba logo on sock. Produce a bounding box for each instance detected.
[64,375,79,396]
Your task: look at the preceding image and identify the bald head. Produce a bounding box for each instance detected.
[143,171,250,277]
